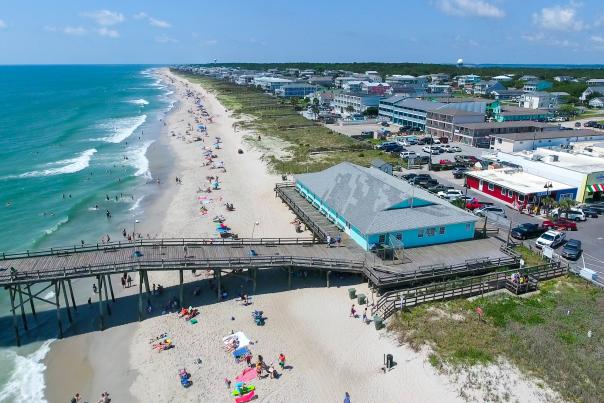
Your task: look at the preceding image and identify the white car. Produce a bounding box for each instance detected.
[422,145,441,154]
[535,230,566,249]
[449,146,462,152]
[551,208,586,221]
[474,206,507,218]
[437,189,464,200]
[400,151,417,159]
[440,144,452,152]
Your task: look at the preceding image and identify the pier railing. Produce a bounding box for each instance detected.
[274,182,328,241]
[1,254,365,284]
[0,237,317,260]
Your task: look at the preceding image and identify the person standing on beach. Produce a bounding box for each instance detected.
[121,277,126,288]
[350,304,356,318]
[362,308,368,323]
[93,284,97,294]
[344,392,351,403]
[127,275,132,287]
[278,353,286,370]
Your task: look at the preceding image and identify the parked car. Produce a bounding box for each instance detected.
[400,151,417,159]
[402,173,417,181]
[439,144,452,152]
[561,239,582,260]
[428,184,453,194]
[406,138,418,145]
[465,199,493,210]
[542,218,577,231]
[418,137,433,145]
[580,207,599,218]
[437,189,464,200]
[551,208,586,222]
[535,230,566,249]
[418,179,438,189]
[583,204,604,214]
[452,167,468,179]
[449,146,462,152]
[381,121,390,127]
[474,206,507,218]
[422,145,441,154]
[510,223,546,240]
[438,137,449,144]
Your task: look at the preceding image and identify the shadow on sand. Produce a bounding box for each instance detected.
[0,267,365,348]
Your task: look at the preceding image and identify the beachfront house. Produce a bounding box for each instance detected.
[580,86,604,101]
[274,84,319,98]
[588,97,604,108]
[294,162,478,251]
[522,80,553,92]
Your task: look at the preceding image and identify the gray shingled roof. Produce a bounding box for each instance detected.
[294,163,477,235]
[395,98,445,110]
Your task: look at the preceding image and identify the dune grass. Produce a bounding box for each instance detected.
[173,71,398,173]
[389,275,603,403]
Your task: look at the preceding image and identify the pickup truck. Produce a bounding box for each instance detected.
[510,223,546,240]
[542,218,577,231]
[465,199,494,210]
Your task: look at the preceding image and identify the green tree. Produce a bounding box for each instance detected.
[311,104,320,119]
[541,196,557,216]
[557,198,577,214]
[558,104,577,117]
[363,106,379,117]
[345,105,355,113]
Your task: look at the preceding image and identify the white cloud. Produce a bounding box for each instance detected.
[96,27,119,38]
[436,0,505,18]
[204,39,218,46]
[532,4,586,31]
[81,10,124,26]
[134,12,170,28]
[592,35,604,44]
[521,32,545,42]
[155,34,178,44]
[44,25,87,35]
[0,19,6,29]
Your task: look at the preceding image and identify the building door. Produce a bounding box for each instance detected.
[479,180,484,191]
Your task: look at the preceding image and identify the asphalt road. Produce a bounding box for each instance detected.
[396,141,604,278]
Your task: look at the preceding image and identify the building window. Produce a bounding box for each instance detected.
[378,234,386,244]
[465,223,472,231]
[508,190,513,197]
[501,187,506,195]
[418,229,424,238]
[439,226,445,235]
[518,194,525,202]
[488,183,495,191]
[427,228,435,236]
[395,233,402,241]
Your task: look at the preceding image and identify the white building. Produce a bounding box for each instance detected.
[252,76,293,91]
[580,86,604,101]
[588,97,604,108]
[457,74,481,86]
[496,149,604,202]
[518,92,559,110]
[490,129,604,153]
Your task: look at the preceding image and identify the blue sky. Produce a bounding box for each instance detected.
[1,0,604,64]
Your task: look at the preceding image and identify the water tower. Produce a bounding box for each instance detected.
[456,58,464,68]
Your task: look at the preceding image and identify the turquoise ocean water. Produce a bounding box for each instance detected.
[0,65,173,402]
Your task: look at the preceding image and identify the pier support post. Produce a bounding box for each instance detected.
[138,270,143,322]
[26,284,36,316]
[216,269,221,301]
[61,280,72,323]
[179,270,184,307]
[9,287,20,347]
[102,275,111,316]
[55,281,63,339]
[253,269,257,293]
[326,270,332,288]
[17,284,28,331]
[107,275,115,303]
[67,280,77,312]
[143,270,150,294]
[97,275,105,331]
[288,267,292,289]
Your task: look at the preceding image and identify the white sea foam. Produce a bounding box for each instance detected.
[129,140,154,178]
[97,115,147,143]
[128,98,149,106]
[43,217,69,236]
[18,149,97,178]
[0,340,55,403]
[129,195,145,211]
[42,291,55,300]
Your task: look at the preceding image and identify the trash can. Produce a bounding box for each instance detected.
[373,315,383,330]
[386,354,394,369]
[348,288,356,299]
[357,293,367,305]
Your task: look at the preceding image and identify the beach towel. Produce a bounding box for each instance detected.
[190,319,198,325]
[223,332,250,349]
[234,367,257,383]
[234,390,255,403]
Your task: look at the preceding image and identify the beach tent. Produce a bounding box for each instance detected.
[223,331,251,349]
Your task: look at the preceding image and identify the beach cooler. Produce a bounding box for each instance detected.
[348,288,356,299]
[357,293,367,305]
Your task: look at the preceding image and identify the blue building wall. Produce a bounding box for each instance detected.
[296,182,476,250]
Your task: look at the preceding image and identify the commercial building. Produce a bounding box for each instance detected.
[518,92,560,110]
[333,92,383,113]
[425,108,484,140]
[490,129,604,153]
[452,121,556,148]
[274,84,319,98]
[496,149,604,202]
[465,169,577,208]
[385,75,428,90]
[294,162,478,250]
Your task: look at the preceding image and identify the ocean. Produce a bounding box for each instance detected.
[0,65,173,402]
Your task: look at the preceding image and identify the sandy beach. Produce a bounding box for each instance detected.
[42,68,556,403]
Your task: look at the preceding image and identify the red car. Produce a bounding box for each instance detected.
[543,218,577,231]
[465,199,493,211]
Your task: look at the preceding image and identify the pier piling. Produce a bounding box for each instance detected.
[61,280,72,323]
[97,275,105,331]
[9,287,20,347]
[26,284,36,316]
[17,284,28,331]
[54,281,63,339]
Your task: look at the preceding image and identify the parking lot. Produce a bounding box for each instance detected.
[394,140,604,280]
